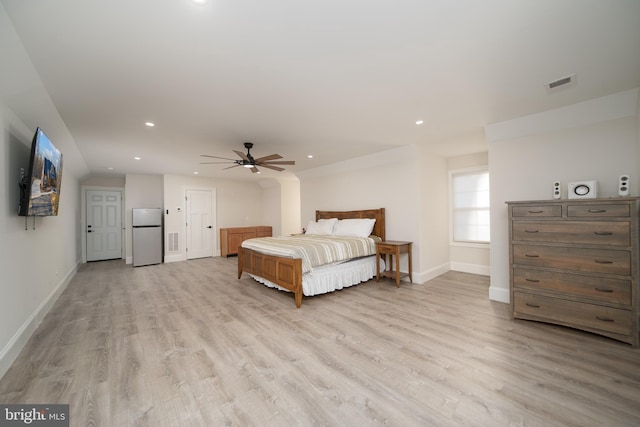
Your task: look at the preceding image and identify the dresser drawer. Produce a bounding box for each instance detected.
[513,268,632,305]
[567,204,630,217]
[514,292,633,336]
[377,244,398,255]
[512,205,562,217]
[256,226,272,237]
[512,221,630,246]
[513,244,631,275]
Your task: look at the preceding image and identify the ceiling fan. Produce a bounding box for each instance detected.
[200,142,295,174]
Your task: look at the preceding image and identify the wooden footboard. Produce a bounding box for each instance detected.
[238,247,304,307]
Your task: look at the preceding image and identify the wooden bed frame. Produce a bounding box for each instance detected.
[238,208,386,308]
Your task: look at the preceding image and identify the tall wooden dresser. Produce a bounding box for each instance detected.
[506,197,639,346]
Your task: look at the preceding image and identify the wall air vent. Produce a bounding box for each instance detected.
[546,74,576,91]
[167,232,179,252]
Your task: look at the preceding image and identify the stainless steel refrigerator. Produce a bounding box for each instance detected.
[132,208,163,267]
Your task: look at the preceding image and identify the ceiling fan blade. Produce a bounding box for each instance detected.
[233,150,250,161]
[200,154,238,161]
[200,161,235,164]
[223,164,241,170]
[250,166,260,173]
[255,153,282,162]
[262,160,295,165]
[260,164,285,172]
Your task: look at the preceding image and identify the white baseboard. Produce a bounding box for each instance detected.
[0,261,79,380]
[450,262,490,276]
[489,286,510,303]
[412,262,450,284]
[164,252,221,263]
[164,253,187,263]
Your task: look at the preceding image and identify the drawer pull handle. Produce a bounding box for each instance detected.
[525,254,539,258]
[588,209,607,213]
[594,259,613,264]
[596,316,614,322]
[526,303,540,308]
[594,231,613,236]
[595,288,613,293]
[525,278,540,283]
[528,210,544,214]
[525,230,539,233]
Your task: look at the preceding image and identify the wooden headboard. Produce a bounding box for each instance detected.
[316,208,386,241]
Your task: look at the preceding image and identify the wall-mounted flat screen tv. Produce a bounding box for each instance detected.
[18,127,64,216]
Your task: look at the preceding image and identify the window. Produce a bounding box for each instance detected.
[450,167,490,244]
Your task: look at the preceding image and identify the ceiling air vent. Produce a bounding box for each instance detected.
[546,74,576,91]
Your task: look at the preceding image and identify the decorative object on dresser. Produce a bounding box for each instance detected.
[619,174,630,197]
[553,181,561,199]
[567,180,598,199]
[506,197,639,346]
[220,226,272,257]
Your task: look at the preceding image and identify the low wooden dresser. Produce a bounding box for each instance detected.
[220,226,272,257]
[506,197,639,346]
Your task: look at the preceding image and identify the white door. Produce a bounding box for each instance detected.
[185,188,215,259]
[86,190,123,261]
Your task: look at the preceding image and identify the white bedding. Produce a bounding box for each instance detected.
[241,234,378,274]
[250,255,385,296]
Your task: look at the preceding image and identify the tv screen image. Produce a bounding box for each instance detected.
[19,128,64,216]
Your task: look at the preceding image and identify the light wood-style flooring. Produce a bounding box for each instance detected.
[0,257,639,426]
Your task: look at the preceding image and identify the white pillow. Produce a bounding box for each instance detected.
[333,218,376,238]
[305,218,337,235]
[318,218,338,223]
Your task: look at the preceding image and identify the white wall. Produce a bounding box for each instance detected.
[0,5,88,384]
[274,176,301,237]
[0,104,81,378]
[487,89,639,303]
[0,3,89,379]
[297,145,448,283]
[259,179,282,236]
[256,176,301,237]
[418,147,451,281]
[163,174,264,260]
[124,174,164,263]
[81,175,126,188]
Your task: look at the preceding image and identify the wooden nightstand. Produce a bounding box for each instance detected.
[376,241,413,287]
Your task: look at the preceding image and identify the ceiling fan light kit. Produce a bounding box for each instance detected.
[201,142,295,173]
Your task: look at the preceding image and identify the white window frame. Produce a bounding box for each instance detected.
[449,166,490,248]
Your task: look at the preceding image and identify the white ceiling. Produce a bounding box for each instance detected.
[2,0,640,181]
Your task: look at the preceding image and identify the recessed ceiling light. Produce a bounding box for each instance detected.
[145,122,155,127]
[416,120,424,125]
[307,155,314,159]
[106,167,114,170]
[193,171,199,175]
[134,156,141,160]
[192,0,208,4]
